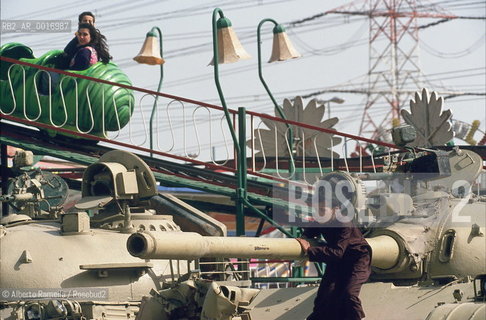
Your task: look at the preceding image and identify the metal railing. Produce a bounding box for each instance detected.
[1,57,400,184]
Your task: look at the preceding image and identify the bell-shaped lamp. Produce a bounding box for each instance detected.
[209,17,251,65]
[134,30,165,65]
[268,24,301,63]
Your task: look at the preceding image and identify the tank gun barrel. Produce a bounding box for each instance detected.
[0,193,35,202]
[127,232,401,270]
[365,235,400,269]
[127,232,304,260]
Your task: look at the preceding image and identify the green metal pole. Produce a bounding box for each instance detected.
[291,226,304,278]
[243,199,292,238]
[1,143,8,216]
[255,218,266,237]
[149,26,164,157]
[212,8,240,155]
[257,20,303,279]
[237,107,247,236]
[211,8,245,235]
[257,19,295,175]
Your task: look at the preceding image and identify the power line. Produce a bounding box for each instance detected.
[420,35,485,58]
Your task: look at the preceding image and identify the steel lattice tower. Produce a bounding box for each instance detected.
[293,0,461,144]
[360,0,422,140]
[340,0,456,142]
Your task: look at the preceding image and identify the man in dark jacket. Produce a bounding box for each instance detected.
[296,198,371,320]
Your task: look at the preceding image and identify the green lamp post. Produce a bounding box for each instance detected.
[258,19,304,276]
[210,8,251,146]
[134,26,165,156]
[210,8,251,236]
[257,19,301,174]
[209,9,295,238]
[257,19,300,119]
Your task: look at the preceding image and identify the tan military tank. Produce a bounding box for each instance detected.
[1,143,484,319]
[126,147,486,320]
[0,150,226,319]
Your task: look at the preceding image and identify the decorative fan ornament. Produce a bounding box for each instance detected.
[248,96,342,158]
[401,88,454,147]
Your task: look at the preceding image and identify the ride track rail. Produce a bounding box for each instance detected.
[0,119,394,216]
[0,120,304,215]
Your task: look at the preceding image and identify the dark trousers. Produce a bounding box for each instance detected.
[307,253,371,320]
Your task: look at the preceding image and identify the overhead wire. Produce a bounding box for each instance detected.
[1,0,163,44]
[287,19,368,56]
[420,35,485,58]
[100,0,295,29]
[5,0,99,20]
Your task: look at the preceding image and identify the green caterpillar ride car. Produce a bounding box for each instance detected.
[0,42,134,140]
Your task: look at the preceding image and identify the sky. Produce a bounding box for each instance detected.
[1,0,485,159]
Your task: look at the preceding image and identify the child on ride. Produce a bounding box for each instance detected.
[68,23,110,70]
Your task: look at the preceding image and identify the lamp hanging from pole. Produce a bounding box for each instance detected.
[268,24,301,63]
[134,30,165,65]
[209,17,251,65]
[133,26,165,157]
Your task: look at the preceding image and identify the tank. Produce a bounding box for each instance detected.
[125,147,486,320]
[0,150,225,320]
[1,147,484,319]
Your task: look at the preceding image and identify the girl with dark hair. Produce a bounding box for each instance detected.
[68,23,111,70]
[63,12,96,63]
[62,11,109,69]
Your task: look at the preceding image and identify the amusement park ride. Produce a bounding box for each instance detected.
[0,6,485,320]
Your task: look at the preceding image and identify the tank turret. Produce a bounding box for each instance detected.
[128,148,485,282]
[125,147,485,320]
